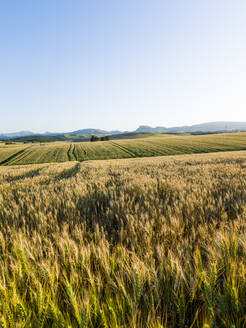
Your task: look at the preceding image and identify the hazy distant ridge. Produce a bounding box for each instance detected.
[0,131,35,139]
[135,122,246,133]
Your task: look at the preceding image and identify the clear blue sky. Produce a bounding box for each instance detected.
[1,0,246,133]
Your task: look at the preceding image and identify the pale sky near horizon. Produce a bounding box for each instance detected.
[1,0,246,133]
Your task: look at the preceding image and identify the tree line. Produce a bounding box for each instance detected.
[90,135,110,142]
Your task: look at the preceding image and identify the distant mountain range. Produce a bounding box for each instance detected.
[135,122,246,133]
[0,129,125,140]
[0,131,36,139]
[69,129,124,135]
[1,122,246,141]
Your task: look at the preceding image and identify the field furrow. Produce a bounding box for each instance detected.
[111,141,137,157]
[0,146,29,165]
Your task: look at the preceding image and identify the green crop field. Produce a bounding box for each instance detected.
[1,132,246,165]
[0,151,246,327]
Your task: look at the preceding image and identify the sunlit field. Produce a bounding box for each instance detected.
[2,132,246,165]
[0,151,245,327]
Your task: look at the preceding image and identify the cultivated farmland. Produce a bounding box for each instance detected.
[1,132,246,165]
[0,151,245,327]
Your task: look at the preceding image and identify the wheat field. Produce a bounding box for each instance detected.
[2,132,246,165]
[0,151,245,327]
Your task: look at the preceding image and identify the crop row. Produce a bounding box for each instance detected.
[1,132,246,165]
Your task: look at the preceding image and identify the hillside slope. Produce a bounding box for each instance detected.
[1,132,246,165]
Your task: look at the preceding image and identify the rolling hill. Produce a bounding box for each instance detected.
[1,132,246,165]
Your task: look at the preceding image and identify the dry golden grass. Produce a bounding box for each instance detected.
[0,151,245,327]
